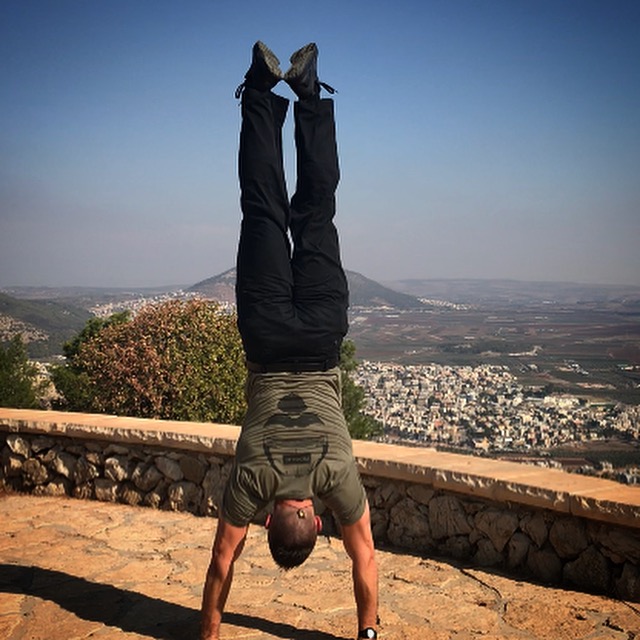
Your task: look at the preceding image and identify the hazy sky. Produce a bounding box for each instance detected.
[2,0,639,288]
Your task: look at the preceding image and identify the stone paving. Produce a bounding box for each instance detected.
[1,492,639,640]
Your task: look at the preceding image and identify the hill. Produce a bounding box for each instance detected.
[0,293,93,358]
[188,268,236,303]
[189,269,423,309]
[388,278,640,308]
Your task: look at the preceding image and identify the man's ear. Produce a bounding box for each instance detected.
[315,515,323,533]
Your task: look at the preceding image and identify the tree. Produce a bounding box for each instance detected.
[340,340,383,440]
[54,300,247,424]
[52,312,131,413]
[0,336,42,408]
[62,311,131,360]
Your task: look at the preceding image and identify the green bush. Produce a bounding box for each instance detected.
[0,336,42,409]
[340,340,383,440]
[53,300,246,424]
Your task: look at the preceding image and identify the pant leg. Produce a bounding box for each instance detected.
[235,89,296,363]
[289,98,349,361]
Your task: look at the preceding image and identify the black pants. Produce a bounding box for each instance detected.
[235,89,348,367]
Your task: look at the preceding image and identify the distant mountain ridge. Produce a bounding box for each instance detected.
[388,278,640,306]
[0,292,92,357]
[189,269,423,309]
[188,269,236,304]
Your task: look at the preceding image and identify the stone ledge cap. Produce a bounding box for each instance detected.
[2,408,639,529]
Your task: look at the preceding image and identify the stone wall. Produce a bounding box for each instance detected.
[2,419,640,603]
[1,432,231,517]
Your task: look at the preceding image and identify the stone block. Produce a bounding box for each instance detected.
[388,498,432,550]
[62,441,87,458]
[549,518,588,559]
[104,443,129,456]
[462,500,486,516]
[31,436,55,453]
[144,479,169,509]
[74,457,99,484]
[371,481,404,509]
[429,495,472,539]
[614,563,640,601]
[474,508,519,553]
[527,546,562,584]
[132,463,163,492]
[40,478,71,497]
[85,451,103,465]
[73,483,94,500]
[370,508,389,543]
[104,455,131,482]
[594,526,640,564]
[167,481,201,513]
[179,455,206,484]
[119,482,144,507]
[474,537,503,567]
[6,434,30,458]
[441,535,472,561]
[39,446,61,464]
[155,456,183,482]
[95,478,117,502]
[144,491,163,509]
[126,446,147,462]
[3,454,24,478]
[520,511,548,548]
[563,546,610,593]
[23,458,48,485]
[52,452,77,479]
[65,444,86,456]
[507,532,531,570]
[406,484,435,506]
[361,474,381,489]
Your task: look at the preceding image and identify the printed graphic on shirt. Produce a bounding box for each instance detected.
[262,392,329,477]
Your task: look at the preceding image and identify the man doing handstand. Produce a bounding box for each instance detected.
[200,41,379,640]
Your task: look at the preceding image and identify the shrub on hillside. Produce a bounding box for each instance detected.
[53,300,246,424]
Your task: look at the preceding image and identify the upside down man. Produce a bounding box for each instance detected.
[200,41,379,640]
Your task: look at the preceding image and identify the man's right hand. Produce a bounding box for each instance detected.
[340,503,379,633]
[200,517,248,640]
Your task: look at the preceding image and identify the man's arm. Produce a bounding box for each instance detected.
[200,517,248,640]
[341,502,378,634]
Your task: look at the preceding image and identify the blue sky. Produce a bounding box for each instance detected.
[1,0,639,288]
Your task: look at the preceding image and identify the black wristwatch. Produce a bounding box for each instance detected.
[358,629,377,639]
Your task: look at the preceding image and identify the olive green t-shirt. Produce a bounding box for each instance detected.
[221,367,366,527]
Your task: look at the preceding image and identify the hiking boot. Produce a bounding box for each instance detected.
[284,42,335,100]
[235,41,282,98]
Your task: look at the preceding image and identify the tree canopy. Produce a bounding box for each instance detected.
[53,300,247,424]
[0,336,42,409]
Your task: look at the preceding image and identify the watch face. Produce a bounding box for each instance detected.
[363,630,376,639]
